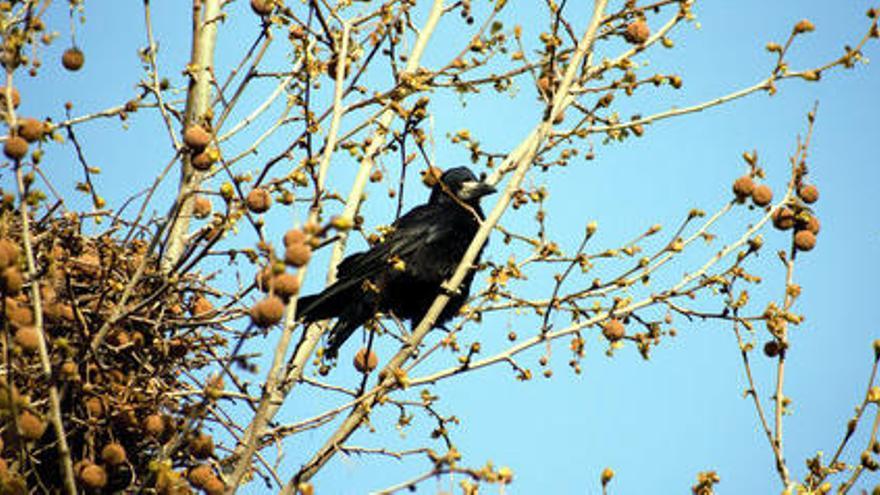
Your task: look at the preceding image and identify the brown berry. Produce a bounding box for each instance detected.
[3,136,28,160]
[794,230,816,252]
[0,86,20,109]
[798,184,819,204]
[143,413,165,437]
[191,295,213,316]
[0,239,19,268]
[732,176,755,199]
[61,47,85,71]
[625,20,651,44]
[764,340,780,357]
[79,464,107,489]
[1,267,22,295]
[246,188,272,213]
[101,442,127,466]
[13,325,39,353]
[108,329,130,346]
[59,360,77,380]
[54,303,75,322]
[17,410,46,440]
[353,347,378,373]
[183,124,212,150]
[283,229,307,247]
[270,272,300,300]
[805,215,820,235]
[17,118,44,143]
[751,184,773,207]
[190,433,214,459]
[5,298,33,327]
[250,0,274,16]
[189,465,213,488]
[85,397,104,417]
[602,318,625,341]
[284,243,312,267]
[191,148,217,171]
[203,476,225,495]
[771,207,795,230]
[421,166,443,188]
[250,296,285,328]
[193,195,212,219]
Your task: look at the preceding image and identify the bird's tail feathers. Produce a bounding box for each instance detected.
[324,318,360,360]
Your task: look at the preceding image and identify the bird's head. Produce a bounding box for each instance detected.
[429,166,496,208]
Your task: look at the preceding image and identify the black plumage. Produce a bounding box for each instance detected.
[298,167,496,359]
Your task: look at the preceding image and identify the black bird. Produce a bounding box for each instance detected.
[298,167,496,359]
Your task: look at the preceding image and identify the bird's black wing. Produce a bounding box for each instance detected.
[298,204,452,322]
[336,204,456,282]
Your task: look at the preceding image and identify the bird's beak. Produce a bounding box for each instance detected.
[458,180,497,201]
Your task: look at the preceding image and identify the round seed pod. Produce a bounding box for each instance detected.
[250,296,285,328]
[763,340,780,358]
[3,136,28,160]
[794,230,816,252]
[751,184,773,207]
[804,215,820,235]
[191,148,217,171]
[189,464,213,488]
[5,298,33,327]
[602,319,625,342]
[625,20,650,44]
[193,195,212,219]
[101,442,127,466]
[183,125,211,151]
[421,166,443,188]
[55,303,75,322]
[283,229,307,247]
[284,243,312,267]
[270,273,300,300]
[353,348,378,373]
[771,207,795,231]
[78,464,107,489]
[13,326,39,353]
[17,410,46,440]
[17,118,44,143]
[203,476,225,495]
[143,413,165,437]
[0,86,21,109]
[246,188,272,214]
[190,433,214,459]
[250,0,274,16]
[61,47,85,71]
[798,184,819,204]
[60,360,78,379]
[0,239,19,268]
[191,296,213,316]
[1,267,23,295]
[85,397,104,418]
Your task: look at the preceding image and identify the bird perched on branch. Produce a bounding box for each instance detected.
[298,166,496,359]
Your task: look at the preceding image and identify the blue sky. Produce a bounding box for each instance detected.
[19,1,880,493]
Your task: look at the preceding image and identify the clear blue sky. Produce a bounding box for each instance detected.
[22,1,880,493]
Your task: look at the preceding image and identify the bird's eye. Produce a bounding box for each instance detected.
[478,172,487,181]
